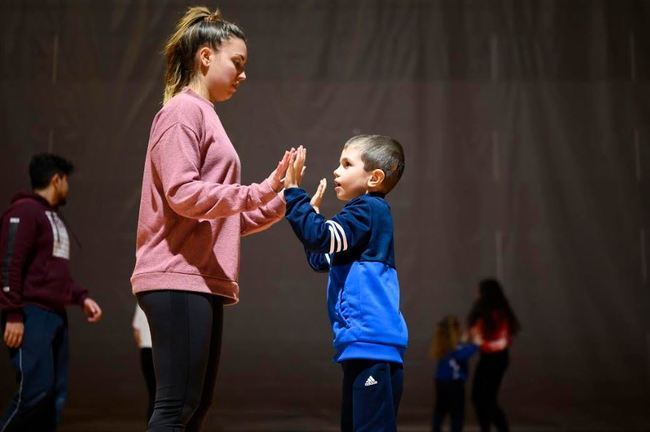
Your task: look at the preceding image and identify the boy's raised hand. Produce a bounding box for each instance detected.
[284,146,307,189]
[310,178,327,213]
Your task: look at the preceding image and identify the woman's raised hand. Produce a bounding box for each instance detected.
[268,149,295,192]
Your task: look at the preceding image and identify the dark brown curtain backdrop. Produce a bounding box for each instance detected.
[1,0,649,429]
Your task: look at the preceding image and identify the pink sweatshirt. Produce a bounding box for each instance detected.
[131,88,285,304]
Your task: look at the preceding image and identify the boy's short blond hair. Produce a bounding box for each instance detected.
[344,135,405,193]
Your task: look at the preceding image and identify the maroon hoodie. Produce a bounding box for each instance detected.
[0,192,87,323]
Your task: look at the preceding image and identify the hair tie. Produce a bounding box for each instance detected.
[204,11,222,24]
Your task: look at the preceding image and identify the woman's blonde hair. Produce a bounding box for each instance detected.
[430,315,461,360]
[163,6,246,103]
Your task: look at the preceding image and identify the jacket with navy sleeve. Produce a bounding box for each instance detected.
[284,187,408,363]
[434,343,478,381]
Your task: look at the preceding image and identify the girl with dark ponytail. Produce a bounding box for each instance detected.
[131,6,294,431]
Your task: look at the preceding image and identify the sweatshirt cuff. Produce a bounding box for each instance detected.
[260,178,280,196]
[266,192,287,217]
[5,311,23,323]
[71,286,88,307]
[76,293,88,307]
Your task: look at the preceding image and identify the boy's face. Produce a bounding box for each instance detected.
[332,145,373,202]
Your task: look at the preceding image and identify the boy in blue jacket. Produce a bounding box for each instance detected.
[284,136,408,432]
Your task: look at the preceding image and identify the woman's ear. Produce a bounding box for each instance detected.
[197,46,213,69]
[367,169,385,189]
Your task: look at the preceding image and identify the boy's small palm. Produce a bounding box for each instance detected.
[310,179,327,213]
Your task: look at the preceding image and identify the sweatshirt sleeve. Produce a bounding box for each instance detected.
[0,206,38,323]
[69,279,88,306]
[284,188,371,254]
[240,193,286,237]
[150,122,278,220]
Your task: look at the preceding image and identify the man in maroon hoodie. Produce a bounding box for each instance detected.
[0,153,102,431]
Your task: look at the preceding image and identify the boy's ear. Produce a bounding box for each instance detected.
[367,169,385,189]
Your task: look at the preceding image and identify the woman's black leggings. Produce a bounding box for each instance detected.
[471,349,509,432]
[140,347,156,423]
[137,290,223,432]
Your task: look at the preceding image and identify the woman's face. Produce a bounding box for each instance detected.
[205,37,247,102]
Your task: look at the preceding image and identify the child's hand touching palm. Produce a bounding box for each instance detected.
[284,146,306,189]
[283,146,326,212]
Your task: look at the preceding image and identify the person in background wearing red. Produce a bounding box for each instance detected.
[0,154,103,431]
[468,278,520,432]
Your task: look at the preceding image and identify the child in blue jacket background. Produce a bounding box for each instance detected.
[284,136,408,432]
[430,315,479,432]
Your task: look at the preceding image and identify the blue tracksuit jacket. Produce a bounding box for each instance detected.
[284,188,408,363]
[435,343,478,381]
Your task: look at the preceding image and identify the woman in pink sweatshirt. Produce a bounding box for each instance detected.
[131,7,292,431]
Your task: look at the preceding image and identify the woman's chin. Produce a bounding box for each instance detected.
[214,90,236,102]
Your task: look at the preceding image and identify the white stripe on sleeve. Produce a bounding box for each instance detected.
[329,220,348,251]
[329,222,343,252]
[327,225,336,254]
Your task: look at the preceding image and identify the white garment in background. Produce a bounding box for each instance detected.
[132,304,152,348]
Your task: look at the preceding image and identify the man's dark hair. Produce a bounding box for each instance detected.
[29,153,75,189]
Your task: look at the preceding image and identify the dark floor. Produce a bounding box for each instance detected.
[58,423,650,432]
[51,404,650,432]
[55,421,544,432]
[56,413,650,432]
